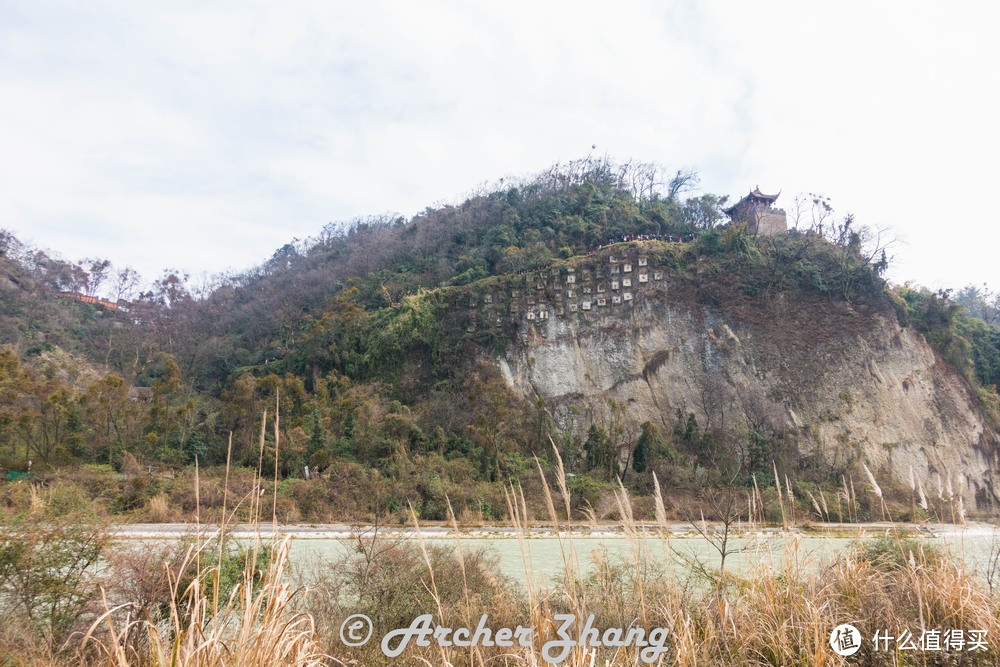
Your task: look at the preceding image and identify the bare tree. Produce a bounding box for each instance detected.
[734,382,788,476]
[111,266,142,303]
[825,215,896,300]
[667,169,699,199]
[676,474,748,580]
[83,258,112,297]
[795,192,834,235]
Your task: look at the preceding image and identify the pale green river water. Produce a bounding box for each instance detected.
[285,530,999,586]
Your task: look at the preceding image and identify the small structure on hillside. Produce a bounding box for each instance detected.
[724,187,787,236]
[56,292,125,311]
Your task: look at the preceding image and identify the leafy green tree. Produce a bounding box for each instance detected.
[955,283,999,325]
[308,409,326,458]
[583,424,618,479]
[632,421,669,473]
[566,474,609,513]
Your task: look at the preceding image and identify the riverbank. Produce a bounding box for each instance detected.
[109,520,995,540]
[7,484,1000,665]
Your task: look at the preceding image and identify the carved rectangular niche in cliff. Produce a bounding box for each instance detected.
[623,263,632,273]
[653,271,663,280]
[582,301,591,310]
[583,286,592,294]
[511,290,519,297]
[484,294,493,304]
[623,292,633,301]
[468,298,477,307]
[612,295,621,304]
[609,256,618,264]
[566,275,576,284]
[582,271,591,281]
[526,312,535,320]
[556,307,564,315]
[597,297,607,306]
[567,289,575,298]
[638,258,647,266]
[535,282,544,290]
[638,273,648,283]
[623,278,632,288]
[597,284,606,293]
[612,280,620,290]
[569,303,578,312]
[538,310,548,320]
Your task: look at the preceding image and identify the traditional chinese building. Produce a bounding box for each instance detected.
[723,187,787,236]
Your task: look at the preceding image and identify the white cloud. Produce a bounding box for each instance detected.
[0,0,996,290]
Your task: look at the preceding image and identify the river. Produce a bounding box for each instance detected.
[114,522,1000,585]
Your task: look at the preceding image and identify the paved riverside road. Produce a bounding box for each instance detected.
[109,521,952,540]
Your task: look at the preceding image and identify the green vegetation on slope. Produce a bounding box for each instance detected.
[0,159,997,523]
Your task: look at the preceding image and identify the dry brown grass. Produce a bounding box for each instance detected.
[80,415,328,666]
[304,443,1000,666]
[144,493,172,522]
[282,440,1000,667]
[20,419,996,666]
[84,535,326,666]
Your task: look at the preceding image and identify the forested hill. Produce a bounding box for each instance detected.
[4,160,724,386]
[157,160,727,389]
[2,159,999,522]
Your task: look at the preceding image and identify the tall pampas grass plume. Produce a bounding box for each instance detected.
[916,476,929,511]
[862,463,882,499]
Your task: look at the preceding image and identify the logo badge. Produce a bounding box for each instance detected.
[830,623,861,656]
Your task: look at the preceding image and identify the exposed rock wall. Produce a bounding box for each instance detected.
[496,266,1000,508]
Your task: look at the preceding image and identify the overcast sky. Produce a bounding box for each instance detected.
[1,1,997,291]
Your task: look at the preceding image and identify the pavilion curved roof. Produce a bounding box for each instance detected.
[723,187,780,215]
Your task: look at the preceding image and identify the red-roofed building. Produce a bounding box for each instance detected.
[57,292,123,311]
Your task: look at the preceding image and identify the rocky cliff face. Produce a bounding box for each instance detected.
[496,266,1000,508]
